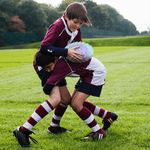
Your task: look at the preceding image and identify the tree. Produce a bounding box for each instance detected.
[40,3,61,25]
[17,0,48,40]
[57,1,70,11]
[61,0,83,4]
[13,0,21,5]
[102,4,138,35]
[0,0,139,40]
[102,5,124,31]
[84,1,114,30]
[0,0,16,15]
[0,0,17,32]
[7,16,26,32]
[0,11,10,32]
[141,31,148,35]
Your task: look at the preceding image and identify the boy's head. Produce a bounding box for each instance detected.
[64,2,91,26]
[36,51,58,72]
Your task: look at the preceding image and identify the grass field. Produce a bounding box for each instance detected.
[0,46,150,150]
[2,36,147,50]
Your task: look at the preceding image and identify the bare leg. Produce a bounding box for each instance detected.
[70,91,104,136]
[21,86,61,132]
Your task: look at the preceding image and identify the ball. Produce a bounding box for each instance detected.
[65,42,93,63]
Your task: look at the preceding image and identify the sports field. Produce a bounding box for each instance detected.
[0,45,150,149]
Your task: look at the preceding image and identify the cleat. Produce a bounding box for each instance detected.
[102,112,118,131]
[13,126,38,147]
[47,126,70,134]
[84,132,94,140]
[84,132,106,141]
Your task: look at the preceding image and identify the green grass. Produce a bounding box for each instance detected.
[0,46,150,150]
[1,36,148,50]
[83,36,150,46]
[18,36,150,49]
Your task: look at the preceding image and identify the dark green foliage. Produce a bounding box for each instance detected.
[102,4,138,35]
[0,0,16,16]
[84,1,114,30]
[17,0,48,41]
[80,27,125,38]
[40,3,62,25]
[0,0,139,43]
[0,0,16,32]
[0,32,38,46]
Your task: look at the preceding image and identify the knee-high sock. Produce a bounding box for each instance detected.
[83,101,111,119]
[49,103,68,131]
[20,100,53,132]
[77,106,104,134]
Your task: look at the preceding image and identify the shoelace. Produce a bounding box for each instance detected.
[97,133,104,139]
[85,132,105,140]
[85,132,94,138]
[25,131,38,144]
[28,135,38,144]
[108,118,114,124]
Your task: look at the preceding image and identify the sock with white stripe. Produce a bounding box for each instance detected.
[20,100,53,133]
[77,106,104,134]
[83,101,111,119]
[48,103,68,131]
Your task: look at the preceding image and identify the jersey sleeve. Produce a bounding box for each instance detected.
[40,45,68,57]
[40,23,68,57]
[41,24,60,46]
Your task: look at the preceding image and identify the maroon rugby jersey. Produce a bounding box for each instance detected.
[41,16,82,48]
[33,16,82,74]
[46,57,106,87]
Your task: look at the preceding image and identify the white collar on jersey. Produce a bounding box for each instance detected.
[61,17,78,44]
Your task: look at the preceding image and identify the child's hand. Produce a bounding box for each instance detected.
[68,46,83,62]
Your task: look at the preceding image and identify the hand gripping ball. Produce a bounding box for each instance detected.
[65,42,93,63]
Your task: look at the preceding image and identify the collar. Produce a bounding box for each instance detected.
[61,16,78,45]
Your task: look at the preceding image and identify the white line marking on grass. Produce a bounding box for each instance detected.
[115,111,150,115]
[0,108,34,112]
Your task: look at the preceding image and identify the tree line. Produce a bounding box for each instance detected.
[0,0,139,41]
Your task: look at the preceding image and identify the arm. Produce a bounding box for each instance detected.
[40,45,68,57]
[40,22,68,56]
[40,45,83,62]
[40,23,83,61]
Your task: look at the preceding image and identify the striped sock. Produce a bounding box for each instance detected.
[83,101,111,119]
[77,106,104,134]
[20,100,53,132]
[49,103,68,131]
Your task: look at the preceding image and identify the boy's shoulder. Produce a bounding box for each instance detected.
[53,18,65,30]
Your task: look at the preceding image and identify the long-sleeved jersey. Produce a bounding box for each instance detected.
[46,57,106,87]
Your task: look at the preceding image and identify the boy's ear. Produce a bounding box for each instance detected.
[65,15,69,20]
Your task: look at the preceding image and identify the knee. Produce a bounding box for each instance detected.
[48,95,61,108]
[70,101,80,113]
[61,95,71,104]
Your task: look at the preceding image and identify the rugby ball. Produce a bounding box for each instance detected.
[65,42,93,63]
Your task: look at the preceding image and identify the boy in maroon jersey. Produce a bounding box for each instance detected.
[33,2,92,135]
[13,2,117,147]
[13,2,91,147]
[13,51,118,147]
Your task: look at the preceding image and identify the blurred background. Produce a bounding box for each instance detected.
[0,0,149,46]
